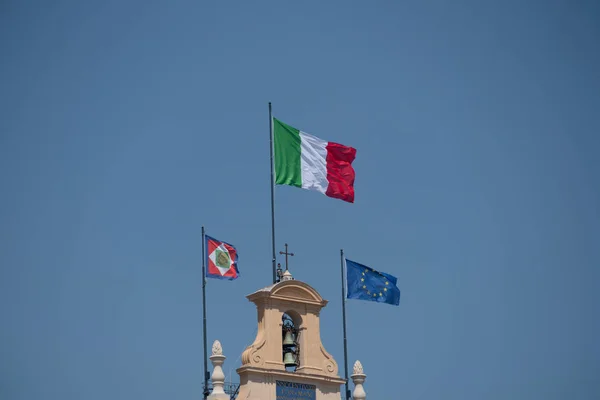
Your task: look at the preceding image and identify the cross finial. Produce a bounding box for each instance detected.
[279,243,294,271]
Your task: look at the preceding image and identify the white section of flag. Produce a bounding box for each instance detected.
[299,131,328,194]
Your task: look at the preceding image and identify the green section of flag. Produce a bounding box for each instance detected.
[273,118,302,187]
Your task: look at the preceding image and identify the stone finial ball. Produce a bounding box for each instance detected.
[212,340,223,355]
[353,360,364,375]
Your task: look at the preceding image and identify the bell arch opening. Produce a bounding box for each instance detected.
[281,311,301,372]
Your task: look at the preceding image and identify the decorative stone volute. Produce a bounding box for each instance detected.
[351,359,367,400]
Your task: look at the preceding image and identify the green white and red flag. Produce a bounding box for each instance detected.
[273,118,357,203]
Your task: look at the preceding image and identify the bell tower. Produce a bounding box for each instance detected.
[236,269,345,400]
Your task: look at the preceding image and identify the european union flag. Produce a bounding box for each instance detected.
[345,259,400,306]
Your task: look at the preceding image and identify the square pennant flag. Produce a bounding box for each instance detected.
[205,235,239,280]
[345,259,400,306]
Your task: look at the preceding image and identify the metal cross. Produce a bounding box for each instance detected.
[279,243,294,271]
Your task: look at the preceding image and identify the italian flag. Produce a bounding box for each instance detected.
[273,118,357,203]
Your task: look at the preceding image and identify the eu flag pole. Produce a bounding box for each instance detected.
[340,249,350,400]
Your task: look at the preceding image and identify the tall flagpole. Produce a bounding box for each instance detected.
[340,249,350,400]
[202,226,209,400]
[269,102,277,284]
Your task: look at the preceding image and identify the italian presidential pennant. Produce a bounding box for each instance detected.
[205,234,239,280]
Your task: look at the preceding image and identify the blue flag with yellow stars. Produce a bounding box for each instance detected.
[345,259,400,306]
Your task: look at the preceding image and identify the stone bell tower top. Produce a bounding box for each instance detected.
[236,270,344,400]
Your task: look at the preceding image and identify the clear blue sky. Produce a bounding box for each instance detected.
[1,1,599,399]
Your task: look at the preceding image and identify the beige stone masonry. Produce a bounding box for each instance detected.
[236,275,344,400]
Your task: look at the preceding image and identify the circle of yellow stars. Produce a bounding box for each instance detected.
[361,269,389,298]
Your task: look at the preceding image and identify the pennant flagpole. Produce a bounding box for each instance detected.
[202,226,209,399]
[340,249,350,400]
[269,102,277,284]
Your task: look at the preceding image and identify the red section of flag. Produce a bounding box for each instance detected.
[325,142,357,203]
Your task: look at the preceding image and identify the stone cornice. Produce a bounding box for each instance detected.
[247,280,328,308]
[236,366,346,385]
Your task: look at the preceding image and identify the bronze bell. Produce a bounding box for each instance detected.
[282,330,295,347]
[283,350,297,367]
